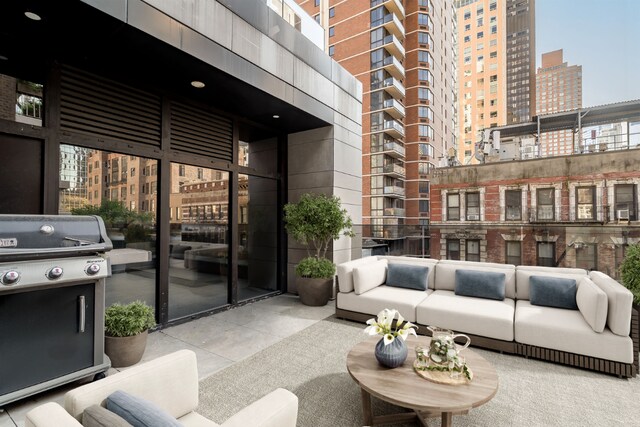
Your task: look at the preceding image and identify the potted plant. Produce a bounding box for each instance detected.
[284,193,354,306]
[620,243,640,309]
[104,300,156,368]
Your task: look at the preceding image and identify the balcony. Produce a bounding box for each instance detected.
[383,13,405,39]
[382,77,405,98]
[383,163,405,178]
[382,34,405,60]
[382,55,405,80]
[383,119,404,138]
[384,207,406,217]
[382,141,405,158]
[383,0,405,19]
[382,98,405,119]
[383,185,405,198]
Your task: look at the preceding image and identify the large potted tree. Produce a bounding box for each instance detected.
[284,193,354,306]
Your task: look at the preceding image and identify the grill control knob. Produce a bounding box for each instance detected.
[86,263,101,275]
[1,270,20,285]
[47,266,63,280]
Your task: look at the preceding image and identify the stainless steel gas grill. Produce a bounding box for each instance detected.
[0,215,112,406]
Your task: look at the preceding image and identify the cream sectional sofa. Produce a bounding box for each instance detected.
[336,256,639,378]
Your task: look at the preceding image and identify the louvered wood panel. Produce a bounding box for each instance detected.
[170,101,233,162]
[60,66,162,147]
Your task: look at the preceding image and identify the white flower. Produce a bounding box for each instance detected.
[397,327,417,341]
[383,333,395,345]
[364,324,383,336]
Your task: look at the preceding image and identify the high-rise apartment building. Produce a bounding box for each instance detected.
[296,0,457,248]
[455,0,535,164]
[536,49,583,156]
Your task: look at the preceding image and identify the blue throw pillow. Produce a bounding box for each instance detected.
[454,269,506,300]
[106,390,183,427]
[529,275,578,310]
[386,263,429,291]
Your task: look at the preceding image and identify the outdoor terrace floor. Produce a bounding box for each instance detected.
[0,294,334,427]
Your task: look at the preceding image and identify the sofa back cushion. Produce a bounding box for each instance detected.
[337,257,378,293]
[529,275,578,310]
[435,261,516,299]
[386,263,429,291]
[589,270,634,336]
[353,260,387,295]
[516,267,587,301]
[454,269,506,300]
[576,277,608,333]
[378,256,438,289]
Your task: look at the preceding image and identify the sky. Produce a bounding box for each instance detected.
[536,0,640,107]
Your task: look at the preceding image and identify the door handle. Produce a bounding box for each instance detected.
[78,295,86,333]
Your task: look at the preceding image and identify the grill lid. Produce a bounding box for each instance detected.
[0,215,112,260]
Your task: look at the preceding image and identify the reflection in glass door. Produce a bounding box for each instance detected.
[239,174,278,301]
[169,163,229,320]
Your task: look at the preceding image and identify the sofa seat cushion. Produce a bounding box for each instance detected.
[179,412,220,427]
[515,300,634,364]
[337,286,432,322]
[416,290,515,341]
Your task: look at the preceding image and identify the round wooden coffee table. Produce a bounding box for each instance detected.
[347,335,498,427]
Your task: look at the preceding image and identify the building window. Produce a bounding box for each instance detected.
[614,184,636,220]
[197,167,204,180]
[489,0,497,11]
[537,242,555,267]
[314,14,320,23]
[418,13,431,27]
[329,7,335,18]
[576,186,596,220]
[463,11,471,20]
[315,0,320,6]
[490,51,497,58]
[506,241,521,265]
[418,88,433,101]
[477,31,484,39]
[537,188,555,220]
[447,239,460,260]
[178,164,185,176]
[447,193,460,220]
[466,240,480,262]
[465,24,471,31]
[576,243,597,271]
[505,190,522,220]
[464,35,470,43]
[328,45,335,56]
[418,125,433,138]
[329,26,335,37]
[419,200,429,213]
[466,192,480,220]
[419,181,429,195]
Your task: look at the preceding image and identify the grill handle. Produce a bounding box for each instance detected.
[78,295,86,333]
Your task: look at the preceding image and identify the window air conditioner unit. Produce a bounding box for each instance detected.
[617,209,630,220]
[467,214,479,220]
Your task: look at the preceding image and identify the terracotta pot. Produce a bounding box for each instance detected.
[296,277,333,306]
[105,330,148,368]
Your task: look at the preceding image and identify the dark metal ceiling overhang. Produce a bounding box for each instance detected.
[0,0,330,139]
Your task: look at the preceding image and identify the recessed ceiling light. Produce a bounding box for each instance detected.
[272,115,280,119]
[191,80,205,88]
[25,11,41,21]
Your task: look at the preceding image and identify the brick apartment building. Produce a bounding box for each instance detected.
[428,148,640,279]
[295,0,457,251]
[536,49,583,157]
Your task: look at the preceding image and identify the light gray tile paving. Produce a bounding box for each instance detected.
[242,313,316,338]
[197,325,282,361]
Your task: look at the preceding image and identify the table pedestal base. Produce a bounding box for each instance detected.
[360,389,469,427]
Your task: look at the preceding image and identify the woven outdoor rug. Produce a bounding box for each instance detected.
[198,316,639,426]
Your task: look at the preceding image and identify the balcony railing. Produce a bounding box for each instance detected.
[382,34,405,60]
[383,163,405,178]
[382,0,405,18]
[382,77,405,98]
[383,185,405,198]
[382,13,404,39]
[382,98,405,119]
[382,55,405,80]
[383,119,405,138]
[383,207,405,217]
[383,141,405,157]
